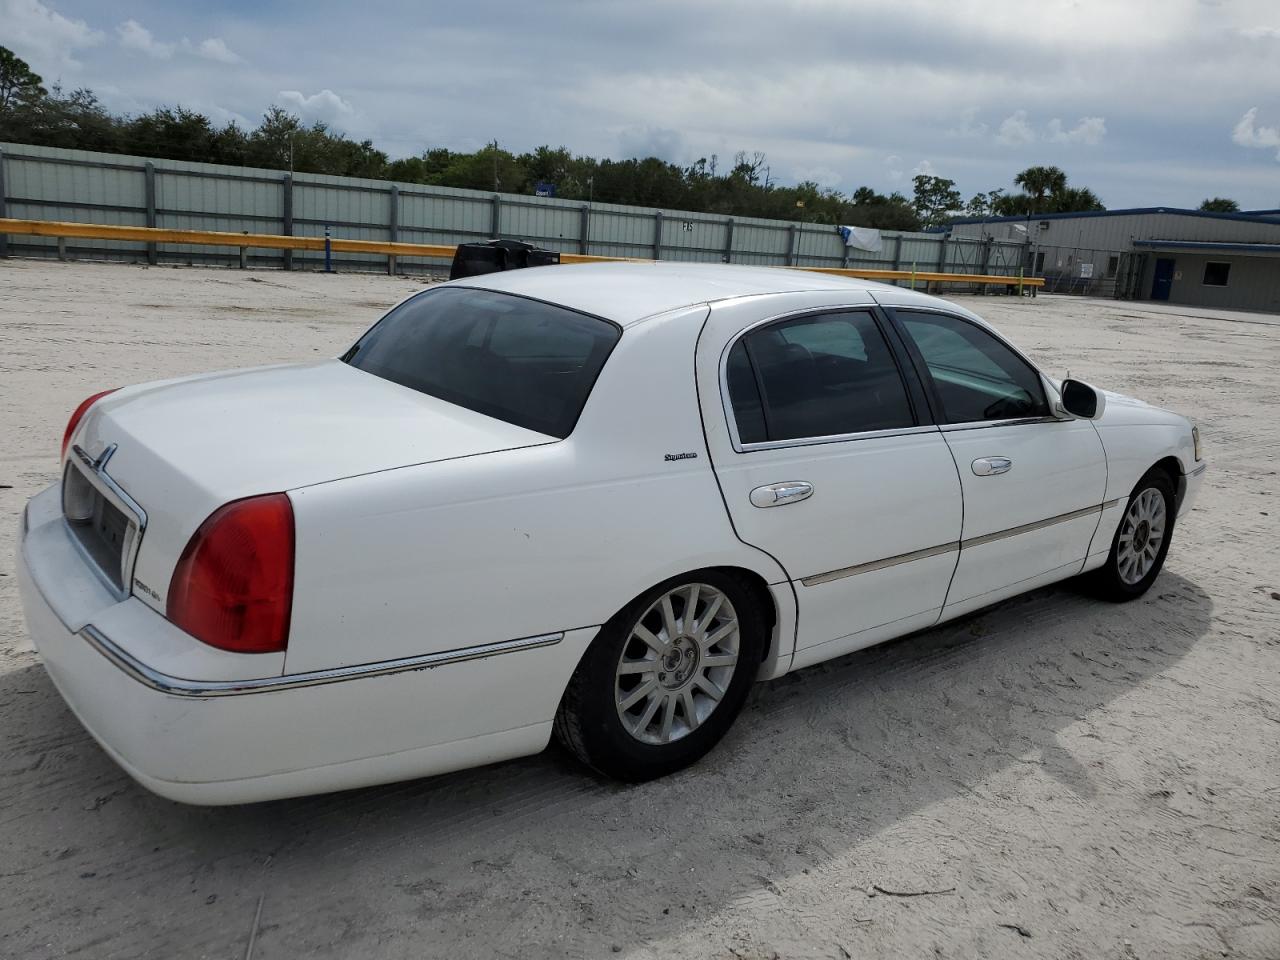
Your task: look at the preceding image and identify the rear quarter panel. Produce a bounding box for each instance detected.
[285,305,791,674]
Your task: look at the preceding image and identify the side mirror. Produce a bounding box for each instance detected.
[1057,378,1106,420]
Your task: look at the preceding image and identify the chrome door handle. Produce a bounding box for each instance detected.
[972,457,1013,477]
[750,481,814,508]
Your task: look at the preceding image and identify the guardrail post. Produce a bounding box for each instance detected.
[387,184,399,275]
[144,162,157,265]
[282,175,293,271]
[653,211,663,260]
[911,261,917,290]
[980,237,993,295]
[579,205,591,255]
[786,223,798,266]
[324,225,333,273]
[0,146,7,258]
[892,234,903,269]
[723,217,734,263]
[491,194,501,239]
[58,237,67,261]
[239,241,247,270]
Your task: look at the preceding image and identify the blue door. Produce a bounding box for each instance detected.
[1151,258,1175,300]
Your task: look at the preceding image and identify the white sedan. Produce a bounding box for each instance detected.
[18,263,1205,804]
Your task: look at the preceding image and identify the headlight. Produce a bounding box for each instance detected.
[1192,425,1202,462]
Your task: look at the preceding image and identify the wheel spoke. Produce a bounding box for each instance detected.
[683,584,700,634]
[633,693,662,734]
[691,594,723,639]
[617,657,655,675]
[659,595,679,641]
[659,695,676,741]
[619,679,657,711]
[680,689,699,731]
[693,674,724,702]
[633,623,664,654]
[702,653,738,669]
[702,620,737,651]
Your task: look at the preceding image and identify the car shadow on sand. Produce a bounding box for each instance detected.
[0,572,1213,958]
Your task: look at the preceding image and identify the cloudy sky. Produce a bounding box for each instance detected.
[5,0,1279,209]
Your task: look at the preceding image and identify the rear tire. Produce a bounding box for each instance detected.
[1089,468,1176,602]
[554,570,766,782]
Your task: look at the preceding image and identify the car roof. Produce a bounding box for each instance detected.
[448,261,918,326]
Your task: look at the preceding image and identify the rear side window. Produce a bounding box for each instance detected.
[896,311,1048,423]
[343,287,620,439]
[726,311,915,444]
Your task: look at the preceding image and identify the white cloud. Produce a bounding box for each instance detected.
[996,110,1036,145]
[278,89,355,125]
[194,38,242,64]
[1048,116,1107,144]
[1232,107,1280,160]
[1239,25,1280,39]
[117,19,242,65]
[948,107,988,138]
[911,159,936,177]
[1,0,102,69]
[117,19,174,59]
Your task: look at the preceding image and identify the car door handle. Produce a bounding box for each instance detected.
[750,481,814,508]
[972,457,1013,477]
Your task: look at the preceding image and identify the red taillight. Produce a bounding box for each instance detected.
[167,494,295,654]
[61,389,118,459]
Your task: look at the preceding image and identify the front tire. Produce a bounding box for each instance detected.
[554,570,766,782]
[1090,468,1176,602]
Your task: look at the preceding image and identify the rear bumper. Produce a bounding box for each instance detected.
[18,485,595,805]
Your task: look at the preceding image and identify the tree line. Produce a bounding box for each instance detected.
[0,45,1243,232]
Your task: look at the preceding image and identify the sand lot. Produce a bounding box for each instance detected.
[1,259,1278,960]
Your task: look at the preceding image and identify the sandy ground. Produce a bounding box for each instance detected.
[1,259,1278,960]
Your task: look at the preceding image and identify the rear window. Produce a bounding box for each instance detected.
[342,287,621,439]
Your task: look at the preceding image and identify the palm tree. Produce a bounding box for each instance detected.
[1013,165,1068,213]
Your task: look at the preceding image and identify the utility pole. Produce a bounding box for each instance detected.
[492,140,499,191]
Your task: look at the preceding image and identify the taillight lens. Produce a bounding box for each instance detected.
[61,389,117,459]
[167,494,295,654]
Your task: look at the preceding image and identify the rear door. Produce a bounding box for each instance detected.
[695,292,963,668]
[883,305,1108,616]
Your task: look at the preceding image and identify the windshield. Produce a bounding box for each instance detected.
[343,287,621,439]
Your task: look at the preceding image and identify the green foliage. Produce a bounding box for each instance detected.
[0,47,45,111]
[911,174,963,227]
[1198,197,1239,212]
[989,166,1105,217]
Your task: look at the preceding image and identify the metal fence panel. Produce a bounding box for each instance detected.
[1,141,1034,282]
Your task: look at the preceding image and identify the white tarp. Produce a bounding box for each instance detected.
[837,225,883,253]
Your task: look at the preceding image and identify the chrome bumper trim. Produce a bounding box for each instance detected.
[80,625,564,698]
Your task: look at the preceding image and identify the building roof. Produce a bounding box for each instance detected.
[1133,239,1280,256]
[449,261,895,325]
[946,206,1280,228]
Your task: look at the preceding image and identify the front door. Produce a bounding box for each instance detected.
[1151,257,1176,301]
[696,293,963,668]
[886,307,1109,616]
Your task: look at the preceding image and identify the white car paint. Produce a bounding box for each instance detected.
[17,263,1205,803]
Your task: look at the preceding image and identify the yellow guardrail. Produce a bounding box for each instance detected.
[0,217,1044,288]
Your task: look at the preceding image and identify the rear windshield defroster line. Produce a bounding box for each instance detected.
[343,287,621,439]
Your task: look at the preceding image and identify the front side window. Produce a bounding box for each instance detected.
[343,287,620,438]
[896,311,1048,424]
[726,311,915,444]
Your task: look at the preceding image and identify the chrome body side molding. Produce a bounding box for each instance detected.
[80,626,565,698]
[800,500,1120,588]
